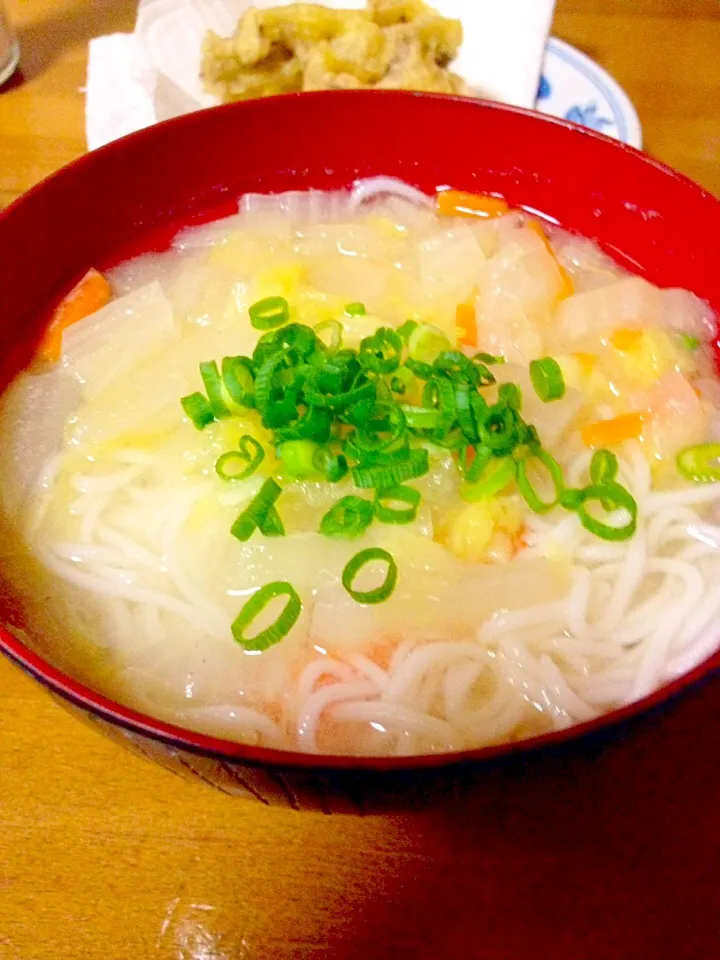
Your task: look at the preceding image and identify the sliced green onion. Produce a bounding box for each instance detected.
[461,456,517,501]
[498,382,522,411]
[200,360,231,419]
[529,357,565,402]
[273,406,332,444]
[254,352,291,414]
[344,302,366,317]
[352,448,429,489]
[273,323,318,359]
[560,488,584,510]
[180,391,214,430]
[320,496,374,539]
[472,361,496,387]
[590,449,619,486]
[222,356,255,408]
[262,392,301,430]
[249,296,290,330]
[231,582,302,651]
[342,547,398,605]
[408,323,452,365]
[478,404,521,455]
[359,328,403,374]
[313,448,348,483]
[516,448,565,513]
[258,506,285,537]
[314,319,343,352]
[374,484,421,524]
[458,443,492,483]
[216,435,264,482]
[474,352,505,366]
[230,478,282,542]
[433,350,484,386]
[423,376,457,434]
[397,319,418,343]
[680,334,700,351]
[278,439,321,479]
[391,367,415,396]
[401,405,443,431]
[303,377,376,411]
[573,482,638,541]
[676,443,720,483]
[405,358,433,380]
[349,404,407,457]
[454,383,479,442]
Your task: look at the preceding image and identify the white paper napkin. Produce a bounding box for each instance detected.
[86,0,556,150]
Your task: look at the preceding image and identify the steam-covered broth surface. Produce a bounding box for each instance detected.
[2,179,720,757]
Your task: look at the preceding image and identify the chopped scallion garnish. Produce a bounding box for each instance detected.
[216,435,264,482]
[231,582,302,651]
[180,391,215,430]
[342,547,398,604]
[529,357,565,402]
[320,496,374,538]
[230,478,283,542]
[374,484,421,524]
[249,295,290,330]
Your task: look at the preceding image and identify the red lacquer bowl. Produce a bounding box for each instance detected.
[1,91,719,812]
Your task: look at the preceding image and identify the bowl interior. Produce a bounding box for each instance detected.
[1,90,720,769]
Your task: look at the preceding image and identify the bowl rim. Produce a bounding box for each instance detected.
[1,88,719,773]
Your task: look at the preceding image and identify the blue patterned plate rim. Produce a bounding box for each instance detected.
[535,37,643,149]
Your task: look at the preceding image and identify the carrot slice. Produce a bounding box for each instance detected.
[455,302,477,348]
[39,268,112,362]
[581,412,644,448]
[610,328,643,352]
[436,189,509,219]
[526,220,575,299]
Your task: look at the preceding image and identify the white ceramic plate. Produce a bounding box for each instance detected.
[535,37,642,148]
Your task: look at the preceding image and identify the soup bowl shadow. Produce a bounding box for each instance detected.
[1,90,719,812]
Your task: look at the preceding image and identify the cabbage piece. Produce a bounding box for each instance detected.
[556,277,717,343]
[417,222,484,303]
[61,282,177,401]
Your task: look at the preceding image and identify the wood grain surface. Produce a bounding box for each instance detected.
[1,3,719,959]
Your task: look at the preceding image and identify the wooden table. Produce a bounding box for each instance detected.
[1,3,719,958]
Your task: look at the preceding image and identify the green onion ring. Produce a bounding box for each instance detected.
[342,547,398,605]
[352,448,429,489]
[222,356,256,408]
[498,382,522,412]
[216,435,265,482]
[230,478,283,542]
[180,392,215,430]
[529,357,566,402]
[516,448,565,514]
[249,296,290,331]
[231,582,302,651]
[374,484,421,524]
[573,482,638,541]
[200,360,232,419]
[319,496,374,538]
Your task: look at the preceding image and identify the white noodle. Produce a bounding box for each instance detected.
[349,177,433,210]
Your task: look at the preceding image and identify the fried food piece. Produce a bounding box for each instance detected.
[201,1,469,102]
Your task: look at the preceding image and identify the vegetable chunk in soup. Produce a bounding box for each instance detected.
[1,177,719,757]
